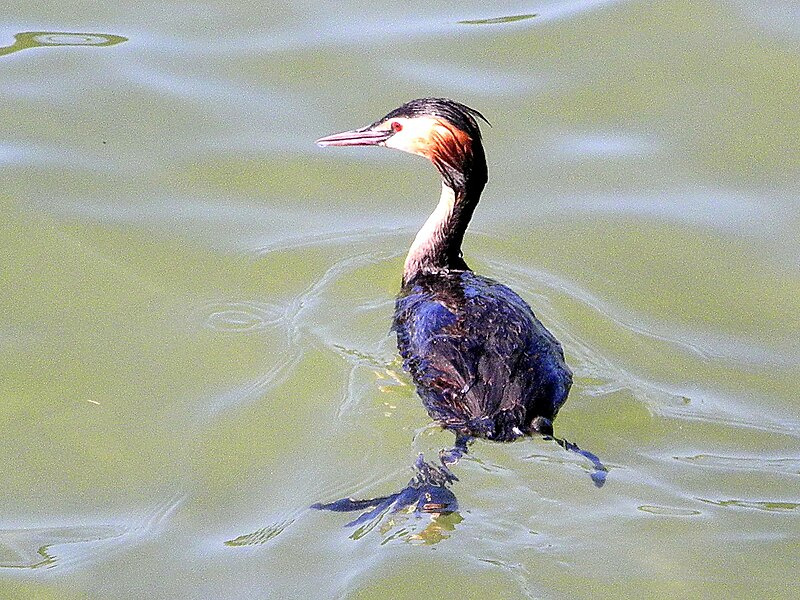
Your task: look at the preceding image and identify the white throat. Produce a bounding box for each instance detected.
[403,183,456,279]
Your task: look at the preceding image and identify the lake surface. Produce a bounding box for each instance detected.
[1,1,798,598]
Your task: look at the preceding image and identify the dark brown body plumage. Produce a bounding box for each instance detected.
[394,269,571,442]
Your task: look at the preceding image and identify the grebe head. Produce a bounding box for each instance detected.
[316,98,489,190]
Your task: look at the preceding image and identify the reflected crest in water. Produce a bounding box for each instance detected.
[0,31,128,58]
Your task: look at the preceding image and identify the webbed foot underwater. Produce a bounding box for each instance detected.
[313,98,607,527]
[311,455,458,528]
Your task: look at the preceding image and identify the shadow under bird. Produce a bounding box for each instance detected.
[312,98,606,527]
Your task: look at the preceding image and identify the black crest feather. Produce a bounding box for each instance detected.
[375,98,490,140]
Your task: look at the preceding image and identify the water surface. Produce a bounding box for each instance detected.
[1,1,798,598]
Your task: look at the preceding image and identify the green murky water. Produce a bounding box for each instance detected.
[1,1,798,598]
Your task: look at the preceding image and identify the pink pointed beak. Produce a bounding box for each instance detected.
[316,126,393,147]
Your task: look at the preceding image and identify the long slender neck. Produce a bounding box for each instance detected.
[403,144,487,285]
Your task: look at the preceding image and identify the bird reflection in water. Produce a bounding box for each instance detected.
[312,454,459,528]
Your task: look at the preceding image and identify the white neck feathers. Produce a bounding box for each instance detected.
[403,183,457,281]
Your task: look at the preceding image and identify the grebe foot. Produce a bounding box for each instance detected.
[312,453,459,528]
[439,448,461,466]
[438,434,470,467]
[546,434,607,488]
[414,453,458,485]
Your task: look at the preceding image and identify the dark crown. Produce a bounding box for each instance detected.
[375,98,489,140]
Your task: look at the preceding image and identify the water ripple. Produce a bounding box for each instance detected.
[0,525,125,569]
[458,14,538,26]
[0,494,184,571]
[697,498,799,513]
[204,354,302,415]
[384,60,541,96]
[487,259,797,368]
[638,505,702,517]
[0,31,127,59]
[133,0,623,56]
[225,518,295,547]
[675,454,800,475]
[196,301,284,334]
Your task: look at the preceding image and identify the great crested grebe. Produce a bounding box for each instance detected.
[312,98,605,526]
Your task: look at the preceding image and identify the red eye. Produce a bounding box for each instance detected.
[391,121,403,133]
